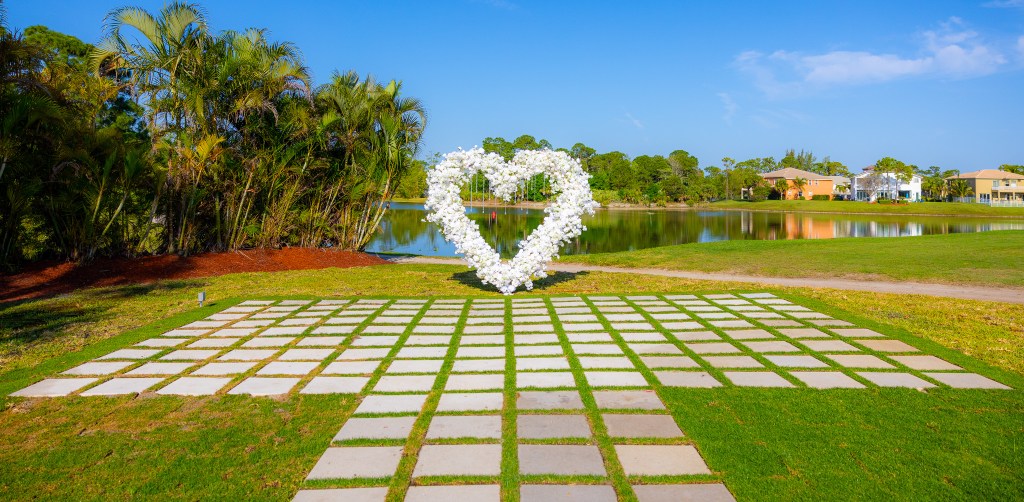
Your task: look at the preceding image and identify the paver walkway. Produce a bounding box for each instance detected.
[11,292,1011,500]
[393,256,1024,305]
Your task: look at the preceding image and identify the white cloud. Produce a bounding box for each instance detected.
[735,17,1008,97]
[717,92,738,124]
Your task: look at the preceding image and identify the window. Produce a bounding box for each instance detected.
[993,180,1000,189]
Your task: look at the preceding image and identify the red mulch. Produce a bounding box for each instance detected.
[0,248,390,304]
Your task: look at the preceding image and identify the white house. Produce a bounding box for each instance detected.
[851,166,922,202]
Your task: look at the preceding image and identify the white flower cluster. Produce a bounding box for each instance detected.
[425,148,599,294]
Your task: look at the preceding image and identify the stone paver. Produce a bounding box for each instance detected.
[293,487,388,502]
[406,485,501,502]
[413,444,502,476]
[857,372,936,389]
[517,371,577,388]
[889,355,961,370]
[857,339,920,353]
[614,444,710,475]
[157,377,230,395]
[435,392,503,412]
[11,378,98,397]
[517,391,585,410]
[517,414,591,439]
[656,371,723,388]
[228,377,299,395]
[191,362,257,375]
[603,414,684,438]
[302,377,370,394]
[724,371,794,388]
[520,485,617,502]
[790,371,865,389]
[354,394,428,414]
[426,415,502,439]
[764,355,829,368]
[593,390,666,410]
[306,446,403,479]
[702,356,764,369]
[641,356,699,368]
[62,361,134,375]
[373,375,437,392]
[335,416,417,440]
[827,354,894,369]
[518,444,606,475]
[632,484,736,502]
[446,374,505,390]
[924,372,1011,389]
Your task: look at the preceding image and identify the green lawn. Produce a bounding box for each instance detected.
[1,265,1023,500]
[562,230,1024,288]
[708,199,1024,217]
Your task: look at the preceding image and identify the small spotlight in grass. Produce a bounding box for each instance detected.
[198,291,206,307]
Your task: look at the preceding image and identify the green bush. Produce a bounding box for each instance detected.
[811,194,831,201]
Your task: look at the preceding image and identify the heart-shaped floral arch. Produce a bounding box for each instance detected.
[424,148,599,294]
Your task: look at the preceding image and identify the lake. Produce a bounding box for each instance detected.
[367,203,1024,258]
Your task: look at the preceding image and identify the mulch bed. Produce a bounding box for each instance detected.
[0,248,390,304]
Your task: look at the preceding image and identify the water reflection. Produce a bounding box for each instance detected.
[367,203,1024,258]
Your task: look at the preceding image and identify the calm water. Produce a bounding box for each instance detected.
[367,203,1024,258]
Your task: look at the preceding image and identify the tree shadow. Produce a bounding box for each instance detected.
[450,270,589,293]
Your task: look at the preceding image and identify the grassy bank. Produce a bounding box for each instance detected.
[562,231,1024,288]
[1,265,1023,500]
[709,199,1024,217]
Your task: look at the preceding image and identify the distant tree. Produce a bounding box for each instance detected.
[948,179,974,200]
[1000,164,1024,175]
[773,178,789,199]
[735,156,777,173]
[512,134,539,151]
[569,142,596,170]
[791,177,808,198]
[632,155,671,187]
[667,150,699,175]
[780,149,816,171]
[23,25,93,67]
[661,174,684,201]
[591,152,632,190]
[482,137,514,160]
[874,157,912,199]
[813,157,852,177]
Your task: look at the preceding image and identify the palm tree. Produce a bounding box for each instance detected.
[791,177,808,199]
[948,179,974,201]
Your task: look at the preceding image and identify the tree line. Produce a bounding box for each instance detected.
[0,1,425,270]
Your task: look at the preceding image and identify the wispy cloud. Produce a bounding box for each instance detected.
[469,0,518,10]
[624,112,644,129]
[716,92,738,124]
[735,17,1008,97]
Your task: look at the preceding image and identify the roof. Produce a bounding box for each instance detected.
[946,169,1024,180]
[821,175,850,184]
[761,167,832,180]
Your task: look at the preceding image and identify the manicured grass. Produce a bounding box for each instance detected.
[708,199,1024,217]
[562,231,1024,288]
[2,265,1023,500]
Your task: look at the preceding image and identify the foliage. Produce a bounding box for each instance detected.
[948,179,974,199]
[999,164,1024,175]
[810,194,831,200]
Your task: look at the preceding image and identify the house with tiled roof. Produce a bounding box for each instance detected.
[850,165,922,202]
[946,170,1024,206]
[760,168,848,200]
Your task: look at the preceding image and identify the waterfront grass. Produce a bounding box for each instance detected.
[562,231,1024,288]
[1,265,1023,500]
[708,199,1024,216]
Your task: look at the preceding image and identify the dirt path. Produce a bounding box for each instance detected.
[394,256,1024,305]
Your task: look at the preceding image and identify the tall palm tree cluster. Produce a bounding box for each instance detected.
[0,1,425,269]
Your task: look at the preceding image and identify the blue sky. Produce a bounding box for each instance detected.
[7,0,1024,172]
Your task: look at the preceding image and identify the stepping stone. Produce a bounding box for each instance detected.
[802,340,859,352]
[724,371,794,387]
[520,485,616,502]
[709,320,754,328]
[446,374,505,390]
[858,339,920,353]
[406,485,500,502]
[673,331,720,341]
[517,391,585,410]
[603,414,683,438]
[11,378,98,397]
[435,392,503,412]
[515,345,563,356]
[764,355,828,368]
[577,356,635,369]
[384,359,442,374]
[338,348,391,360]
[228,377,300,395]
[659,322,704,330]
[790,371,865,389]
[593,390,666,410]
[826,355,894,369]
[516,357,570,370]
[354,394,428,414]
[62,361,133,376]
[306,446,403,479]
[191,362,257,375]
[628,343,682,355]
[99,349,160,360]
[758,319,802,326]
[278,318,318,326]
[136,338,188,347]
[725,329,775,340]
[278,349,334,361]
[352,336,399,347]
[655,371,723,388]
[260,327,306,336]
[242,338,292,348]
[396,347,448,358]
[413,444,502,476]
[517,414,591,439]
[301,377,370,394]
[567,333,614,343]
[125,362,194,375]
[418,316,459,324]
[832,328,884,338]
[924,372,1011,389]
[293,488,388,502]
[585,371,647,387]
[743,341,801,353]
[187,338,238,348]
[857,372,936,389]
[650,313,691,320]
[457,346,505,358]
[514,334,560,344]
[559,314,599,322]
[465,317,504,325]
[426,415,502,439]
[611,322,655,331]
[463,325,504,334]
[641,356,699,369]
[373,317,414,325]
[257,362,318,376]
[362,325,405,334]
[81,377,164,396]
[779,328,830,338]
[889,355,961,370]
[413,325,455,334]
[686,343,741,354]
[703,356,764,368]
[312,326,356,335]
[157,377,230,395]
[572,344,622,355]
[372,375,437,392]
[517,371,576,388]
[615,444,710,475]
[621,332,667,342]
[462,335,506,345]
[515,324,555,333]
[556,307,592,314]
[452,358,505,372]
[604,314,645,322]
[632,484,736,502]
[335,416,417,440]
[323,360,380,375]
[518,445,606,475]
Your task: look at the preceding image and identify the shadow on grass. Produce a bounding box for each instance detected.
[451,270,589,293]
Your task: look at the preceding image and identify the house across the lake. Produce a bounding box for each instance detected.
[946,170,1024,206]
[850,166,922,202]
[760,168,849,200]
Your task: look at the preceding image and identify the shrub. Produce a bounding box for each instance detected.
[811,194,831,201]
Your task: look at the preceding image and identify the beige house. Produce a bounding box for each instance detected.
[946,170,1024,206]
[761,168,846,200]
